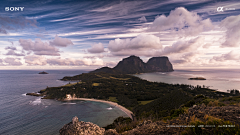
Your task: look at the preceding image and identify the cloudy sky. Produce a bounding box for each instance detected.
[0,0,240,70]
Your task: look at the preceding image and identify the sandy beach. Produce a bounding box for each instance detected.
[64,98,133,120]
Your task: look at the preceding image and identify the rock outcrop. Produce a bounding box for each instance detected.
[146,56,174,72]
[113,55,148,74]
[39,71,48,74]
[59,116,105,135]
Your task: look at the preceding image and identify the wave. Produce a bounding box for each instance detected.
[62,103,76,104]
[29,98,42,105]
[107,107,113,110]
[22,93,27,96]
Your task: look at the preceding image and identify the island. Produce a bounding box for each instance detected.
[26,55,240,135]
[188,77,206,80]
[38,71,48,74]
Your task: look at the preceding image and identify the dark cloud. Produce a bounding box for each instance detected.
[0,16,37,34]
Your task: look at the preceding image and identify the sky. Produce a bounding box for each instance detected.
[0,0,240,70]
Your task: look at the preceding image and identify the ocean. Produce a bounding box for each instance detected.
[0,70,128,135]
[135,69,240,92]
[1,69,239,135]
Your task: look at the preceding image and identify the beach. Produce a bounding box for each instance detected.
[64,98,133,120]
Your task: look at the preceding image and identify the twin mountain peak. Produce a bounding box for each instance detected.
[91,55,174,74]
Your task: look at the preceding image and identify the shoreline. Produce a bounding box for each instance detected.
[64,98,133,120]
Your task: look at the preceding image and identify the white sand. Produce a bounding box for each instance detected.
[64,98,133,120]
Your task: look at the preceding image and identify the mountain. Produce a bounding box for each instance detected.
[146,57,174,72]
[113,55,148,74]
[90,67,120,74]
[91,55,173,74]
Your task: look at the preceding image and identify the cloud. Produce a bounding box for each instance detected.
[19,38,60,56]
[0,59,4,66]
[90,6,113,12]
[46,57,103,66]
[24,55,47,65]
[49,35,74,47]
[220,14,240,47]
[23,55,104,66]
[161,37,204,55]
[149,7,213,36]
[202,43,211,49]
[138,16,147,22]
[212,50,240,61]
[108,34,162,52]
[87,43,105,53]
[5,46,17,50]
[5,50,25,56]
[4,57,22,66]
[0,16,37,34]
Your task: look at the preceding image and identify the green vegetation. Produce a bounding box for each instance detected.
[63,81,82,87]
[108,97,118,103]
[138,100,154,105]
[38,72,238,110]
[92,83,100,86]
[104,116,138,133]
[182,115,240,135]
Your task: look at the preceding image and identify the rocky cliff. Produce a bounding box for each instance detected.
[113,55,148,74]
[146,56,173,72]
[91,55,173,74]
[59,116,105,135]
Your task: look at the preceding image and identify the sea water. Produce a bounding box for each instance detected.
[0,70,128,135]
[135,69,240,92]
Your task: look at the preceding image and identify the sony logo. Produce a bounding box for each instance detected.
[5,7,24,11]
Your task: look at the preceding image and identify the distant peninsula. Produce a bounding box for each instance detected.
[188,77,206,80]
[39,71,48,74]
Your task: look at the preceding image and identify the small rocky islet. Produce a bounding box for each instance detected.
[188,77,206,80]
[38,71,48,74]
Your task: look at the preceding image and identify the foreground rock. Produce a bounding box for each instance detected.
[60,105,240,134]
[59,116,105,135]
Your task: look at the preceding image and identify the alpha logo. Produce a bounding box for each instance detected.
[217,7,224,12]
[5,7,24,11]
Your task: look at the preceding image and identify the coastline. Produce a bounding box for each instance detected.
[64,98,133,120]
